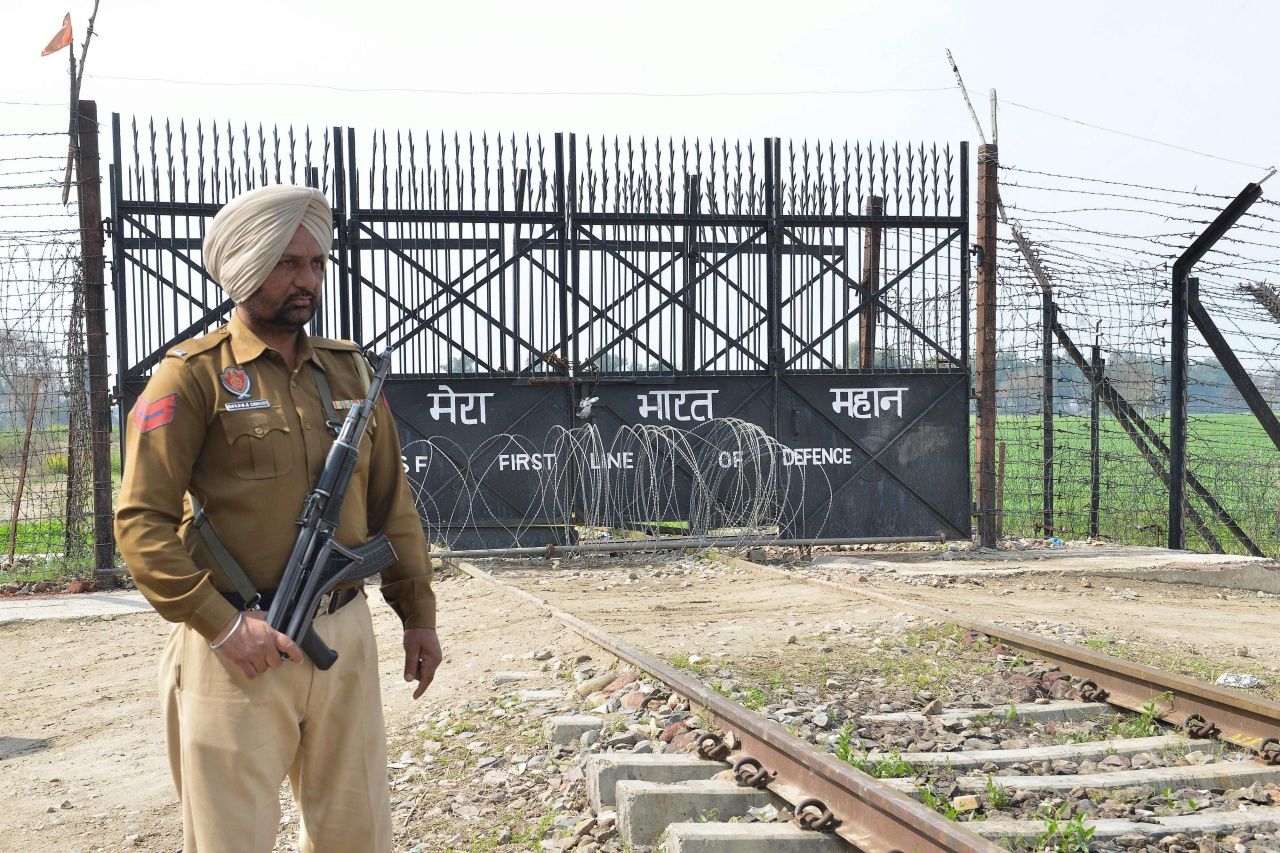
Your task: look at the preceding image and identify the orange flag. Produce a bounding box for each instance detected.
[41,14,73,56]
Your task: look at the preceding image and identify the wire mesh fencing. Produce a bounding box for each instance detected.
[0,106,104,583]
[994,164,1280,555]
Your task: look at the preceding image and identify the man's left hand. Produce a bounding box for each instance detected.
[403,628,441,700]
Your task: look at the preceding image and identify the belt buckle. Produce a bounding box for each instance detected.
[315,590,336,617]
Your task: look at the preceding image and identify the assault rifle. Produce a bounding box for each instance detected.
[267,347,399,670]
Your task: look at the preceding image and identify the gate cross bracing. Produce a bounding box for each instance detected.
[110,115,971,548]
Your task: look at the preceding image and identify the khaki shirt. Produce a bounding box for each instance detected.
[115,312,434,640]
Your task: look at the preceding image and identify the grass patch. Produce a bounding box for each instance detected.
[1106,693,1170,739]
[1033,803,1094,852]
[1082,636,1280,703]
[670,653,714,676]
[992,412,1279,556]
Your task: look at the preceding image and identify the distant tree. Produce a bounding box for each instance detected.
[594,351,632,374]
[0,328,63,429]
[447,355,479,375]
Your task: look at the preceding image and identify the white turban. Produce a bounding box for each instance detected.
[203,185,332,303]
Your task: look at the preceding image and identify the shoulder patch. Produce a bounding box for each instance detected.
[165,328,227,361]
[132,393,179,433]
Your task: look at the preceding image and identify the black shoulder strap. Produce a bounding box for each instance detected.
[309,363,345,437]
[309,351,375,437]
[185,492,261,609]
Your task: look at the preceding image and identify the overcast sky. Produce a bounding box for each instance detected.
[2,0,1274,193]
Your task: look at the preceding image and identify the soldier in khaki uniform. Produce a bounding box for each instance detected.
[115,185,441,853]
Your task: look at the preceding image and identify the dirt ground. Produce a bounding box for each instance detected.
[0,546,1276,852]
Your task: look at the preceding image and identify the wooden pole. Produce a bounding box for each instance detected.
[73,100,115,578]
[975,144,999,546]
[859,195,884,369]
[6,380,42,569]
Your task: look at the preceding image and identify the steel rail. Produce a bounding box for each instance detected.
[433,534,947,560]
[713,552,1280,756]
[457,559,1002,853]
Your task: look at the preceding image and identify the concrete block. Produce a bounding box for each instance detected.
[543,714,603,746]
[863,700,1110,725]
[665,821,847,853]
[587,753,724,811]
[617,780,776,847]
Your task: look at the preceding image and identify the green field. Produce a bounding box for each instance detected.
[992,413,1280,557]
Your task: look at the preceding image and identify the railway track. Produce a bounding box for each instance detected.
[454,551,1280,852]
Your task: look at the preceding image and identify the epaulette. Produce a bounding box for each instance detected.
[310,336,361,352]
[164,328,228,361]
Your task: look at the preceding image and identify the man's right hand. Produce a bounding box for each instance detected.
[210,611,302,678]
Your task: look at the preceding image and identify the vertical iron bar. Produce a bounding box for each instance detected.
[109,113,129,428]
[555,133,569,367]
[682,173,700,373]
[346,128,363,345]
[766,139,782,375]
[332,128,350,340]
[568,134,579,370]
[512,169,527,371]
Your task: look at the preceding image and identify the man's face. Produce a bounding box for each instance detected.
[240,225,324,332]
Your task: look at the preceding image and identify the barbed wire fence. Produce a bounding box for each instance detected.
[994,164,1280,555]
[0,106,101,583]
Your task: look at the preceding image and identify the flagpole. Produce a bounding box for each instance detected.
[60,0,100,206]
[63,45,78,205]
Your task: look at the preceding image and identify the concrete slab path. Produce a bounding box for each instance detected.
[0,590,152,624]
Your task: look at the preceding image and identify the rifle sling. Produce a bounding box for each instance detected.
[309,361,345,437]
[185,491,262,610]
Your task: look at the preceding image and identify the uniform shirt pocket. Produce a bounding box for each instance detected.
[219,406,294,480]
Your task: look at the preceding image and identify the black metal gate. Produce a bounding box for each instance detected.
[110,117,970,547]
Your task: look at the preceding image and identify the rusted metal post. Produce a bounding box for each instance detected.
[6,379,42,569]
[859,195,883,369]
[73,100,115,578]
[1170,182,1265,550]
[974,144,999,546]
[1090,345,1103,539]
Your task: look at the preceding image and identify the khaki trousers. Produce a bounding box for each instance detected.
[159,593,391,853]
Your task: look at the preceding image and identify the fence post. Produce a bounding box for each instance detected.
[1090,345,1103,539]
[74,100,115,578]
[974,144,999,546]
[345,128,363,346]
[859,195,883,369]
[1167,181,1264,549]
[1041,286,1054,534]
[1169,266,1190,550]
